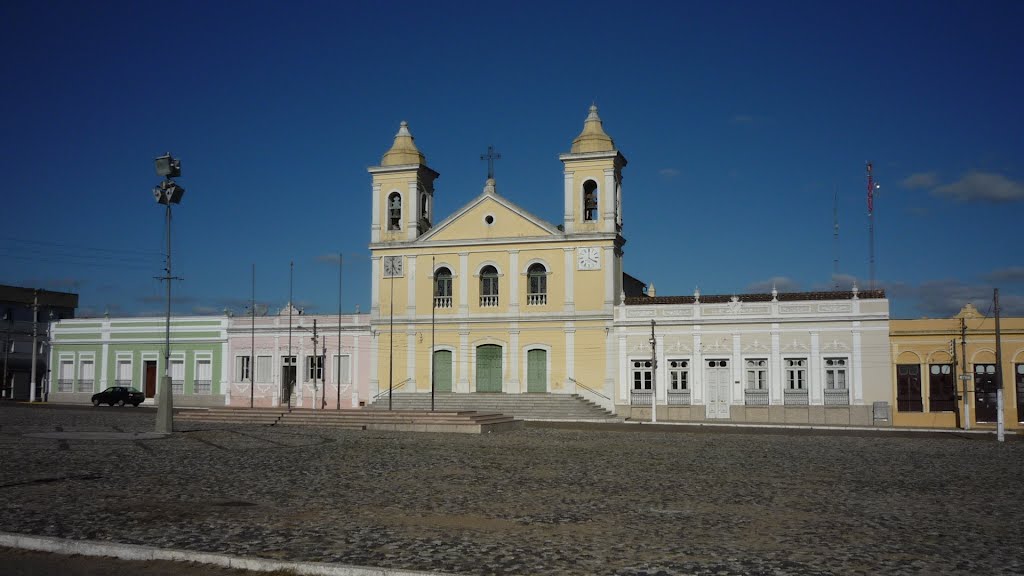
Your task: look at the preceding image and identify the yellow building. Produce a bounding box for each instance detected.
[890,305,1024,430]
[366,106,895,425]
[368,107,626,401]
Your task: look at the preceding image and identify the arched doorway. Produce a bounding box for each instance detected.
[475,344,502,393]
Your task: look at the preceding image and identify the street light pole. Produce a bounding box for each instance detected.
[153,153,184,434]
[29,290,38,402]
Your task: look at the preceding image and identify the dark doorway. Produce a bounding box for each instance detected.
[281,356,296,405]
[144,361,157,398]
[974,364,998,422]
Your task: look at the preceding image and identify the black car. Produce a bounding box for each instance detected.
[91,386,145,407]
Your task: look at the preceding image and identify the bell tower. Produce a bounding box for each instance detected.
[369,121,440,243]
[559,105,627,236]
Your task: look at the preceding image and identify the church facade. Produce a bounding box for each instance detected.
[368,107,894,425]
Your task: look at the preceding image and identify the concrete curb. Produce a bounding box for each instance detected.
[618,419,1017,435]
[0,532,457,576]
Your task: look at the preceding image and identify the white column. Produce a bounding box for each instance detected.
[563,248,575,314]
[655,333,666,402]
[508,250,520,314]
[369,331,379,401]
[371,257,381,317]
[618,333,628,403]
[370,183,381,243]
[563,170,574,233]
[458,327,469,393]
[352,334,361,407]
[603,246,615,308]
[406,330,417,391]
[732,334,742,403]
[692,330,703,404]
[406,179,419,241]
[603,168,616,233]
[564,323,575,393]
[605,324,615,399]
[810,331,821,404]
[770,325,781,404]
[459,252,470,316]
[406,255,417,317]
[508,328,520,393]
[852,323,863,403]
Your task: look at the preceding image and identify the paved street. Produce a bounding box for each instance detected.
[1,403,1021,575]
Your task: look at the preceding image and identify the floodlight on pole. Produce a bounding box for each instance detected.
[154,153,183,434]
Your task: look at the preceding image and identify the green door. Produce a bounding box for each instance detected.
[432,350,453,393]
[475,345,502,393]
[527,349,547,393]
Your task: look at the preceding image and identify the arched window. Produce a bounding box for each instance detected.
[388,193,402,230]
[420,194,428,219]
[479,265,499,307]
[434,267,452,309]
[527,263,547,306]
[583,180,598,221]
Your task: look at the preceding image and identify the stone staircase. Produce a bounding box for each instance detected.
[368,393,620,422]
[176,407,522,434]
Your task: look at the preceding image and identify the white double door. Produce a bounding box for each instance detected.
[705,359,731,419]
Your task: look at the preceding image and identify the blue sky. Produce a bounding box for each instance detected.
[2,0,1022,319]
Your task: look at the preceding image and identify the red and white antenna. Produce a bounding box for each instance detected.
[866,163,880,290]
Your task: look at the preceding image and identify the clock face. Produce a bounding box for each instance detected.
[383,255,403,277]
[577,247,600,270]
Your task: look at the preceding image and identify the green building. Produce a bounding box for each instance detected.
[49,316,229,407]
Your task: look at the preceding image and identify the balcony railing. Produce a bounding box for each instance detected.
[76,380,94,394]
[527,293,547,306]
[745,389,769,406]
[824,388,850,406]
[784,389,809,405]
[479,295,499,307]
[194,379,212,394]
[57,379,74,393]
[630,390,652,405]
[667,390,690,405]
[172,380,184,394]
[434,296,452,309]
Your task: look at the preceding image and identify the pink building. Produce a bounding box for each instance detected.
[226,306,372,409]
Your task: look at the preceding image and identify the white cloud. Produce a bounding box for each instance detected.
[901,172,939,189]
[932,171,1024,203]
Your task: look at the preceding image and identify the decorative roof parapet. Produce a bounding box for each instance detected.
[625,289,886,306]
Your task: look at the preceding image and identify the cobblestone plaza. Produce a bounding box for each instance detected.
[1,404,1021,575]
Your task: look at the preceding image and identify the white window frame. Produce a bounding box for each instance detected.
[235,355,251,382]
[306,354,324,381]
[115,354,133,387]
[745,358,768,390]
[333,354,351,385]
[256,355,272,384]
[823,357,849,390]
[57,354,75,392]
[170,354,185,394]
[785,358,807,390]
[194,354,213,394]
[78,354,96,393]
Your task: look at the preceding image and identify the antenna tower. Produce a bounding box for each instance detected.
[866,163,878,290]
[833,187,839,289]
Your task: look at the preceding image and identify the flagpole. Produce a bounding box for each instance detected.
[431,255,436,412]
[337,252,343,411]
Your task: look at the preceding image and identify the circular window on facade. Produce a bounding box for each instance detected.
[485,215,494,225]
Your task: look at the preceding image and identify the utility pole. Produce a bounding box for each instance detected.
[287,261,293,411]
[431,255,436,412]
[2,308,11,399]
[950,338,961,430]
[833,188,840,289]
[961,317,970,430]
[311,318,319,410]
[388,264,395,411]
[337,252,343,411]
[250,263,255,409]
[994,288,1004,442]
[649,319,657,423]
[29,290,38,402]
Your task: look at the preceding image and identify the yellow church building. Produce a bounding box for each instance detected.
[367,106,894,425]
